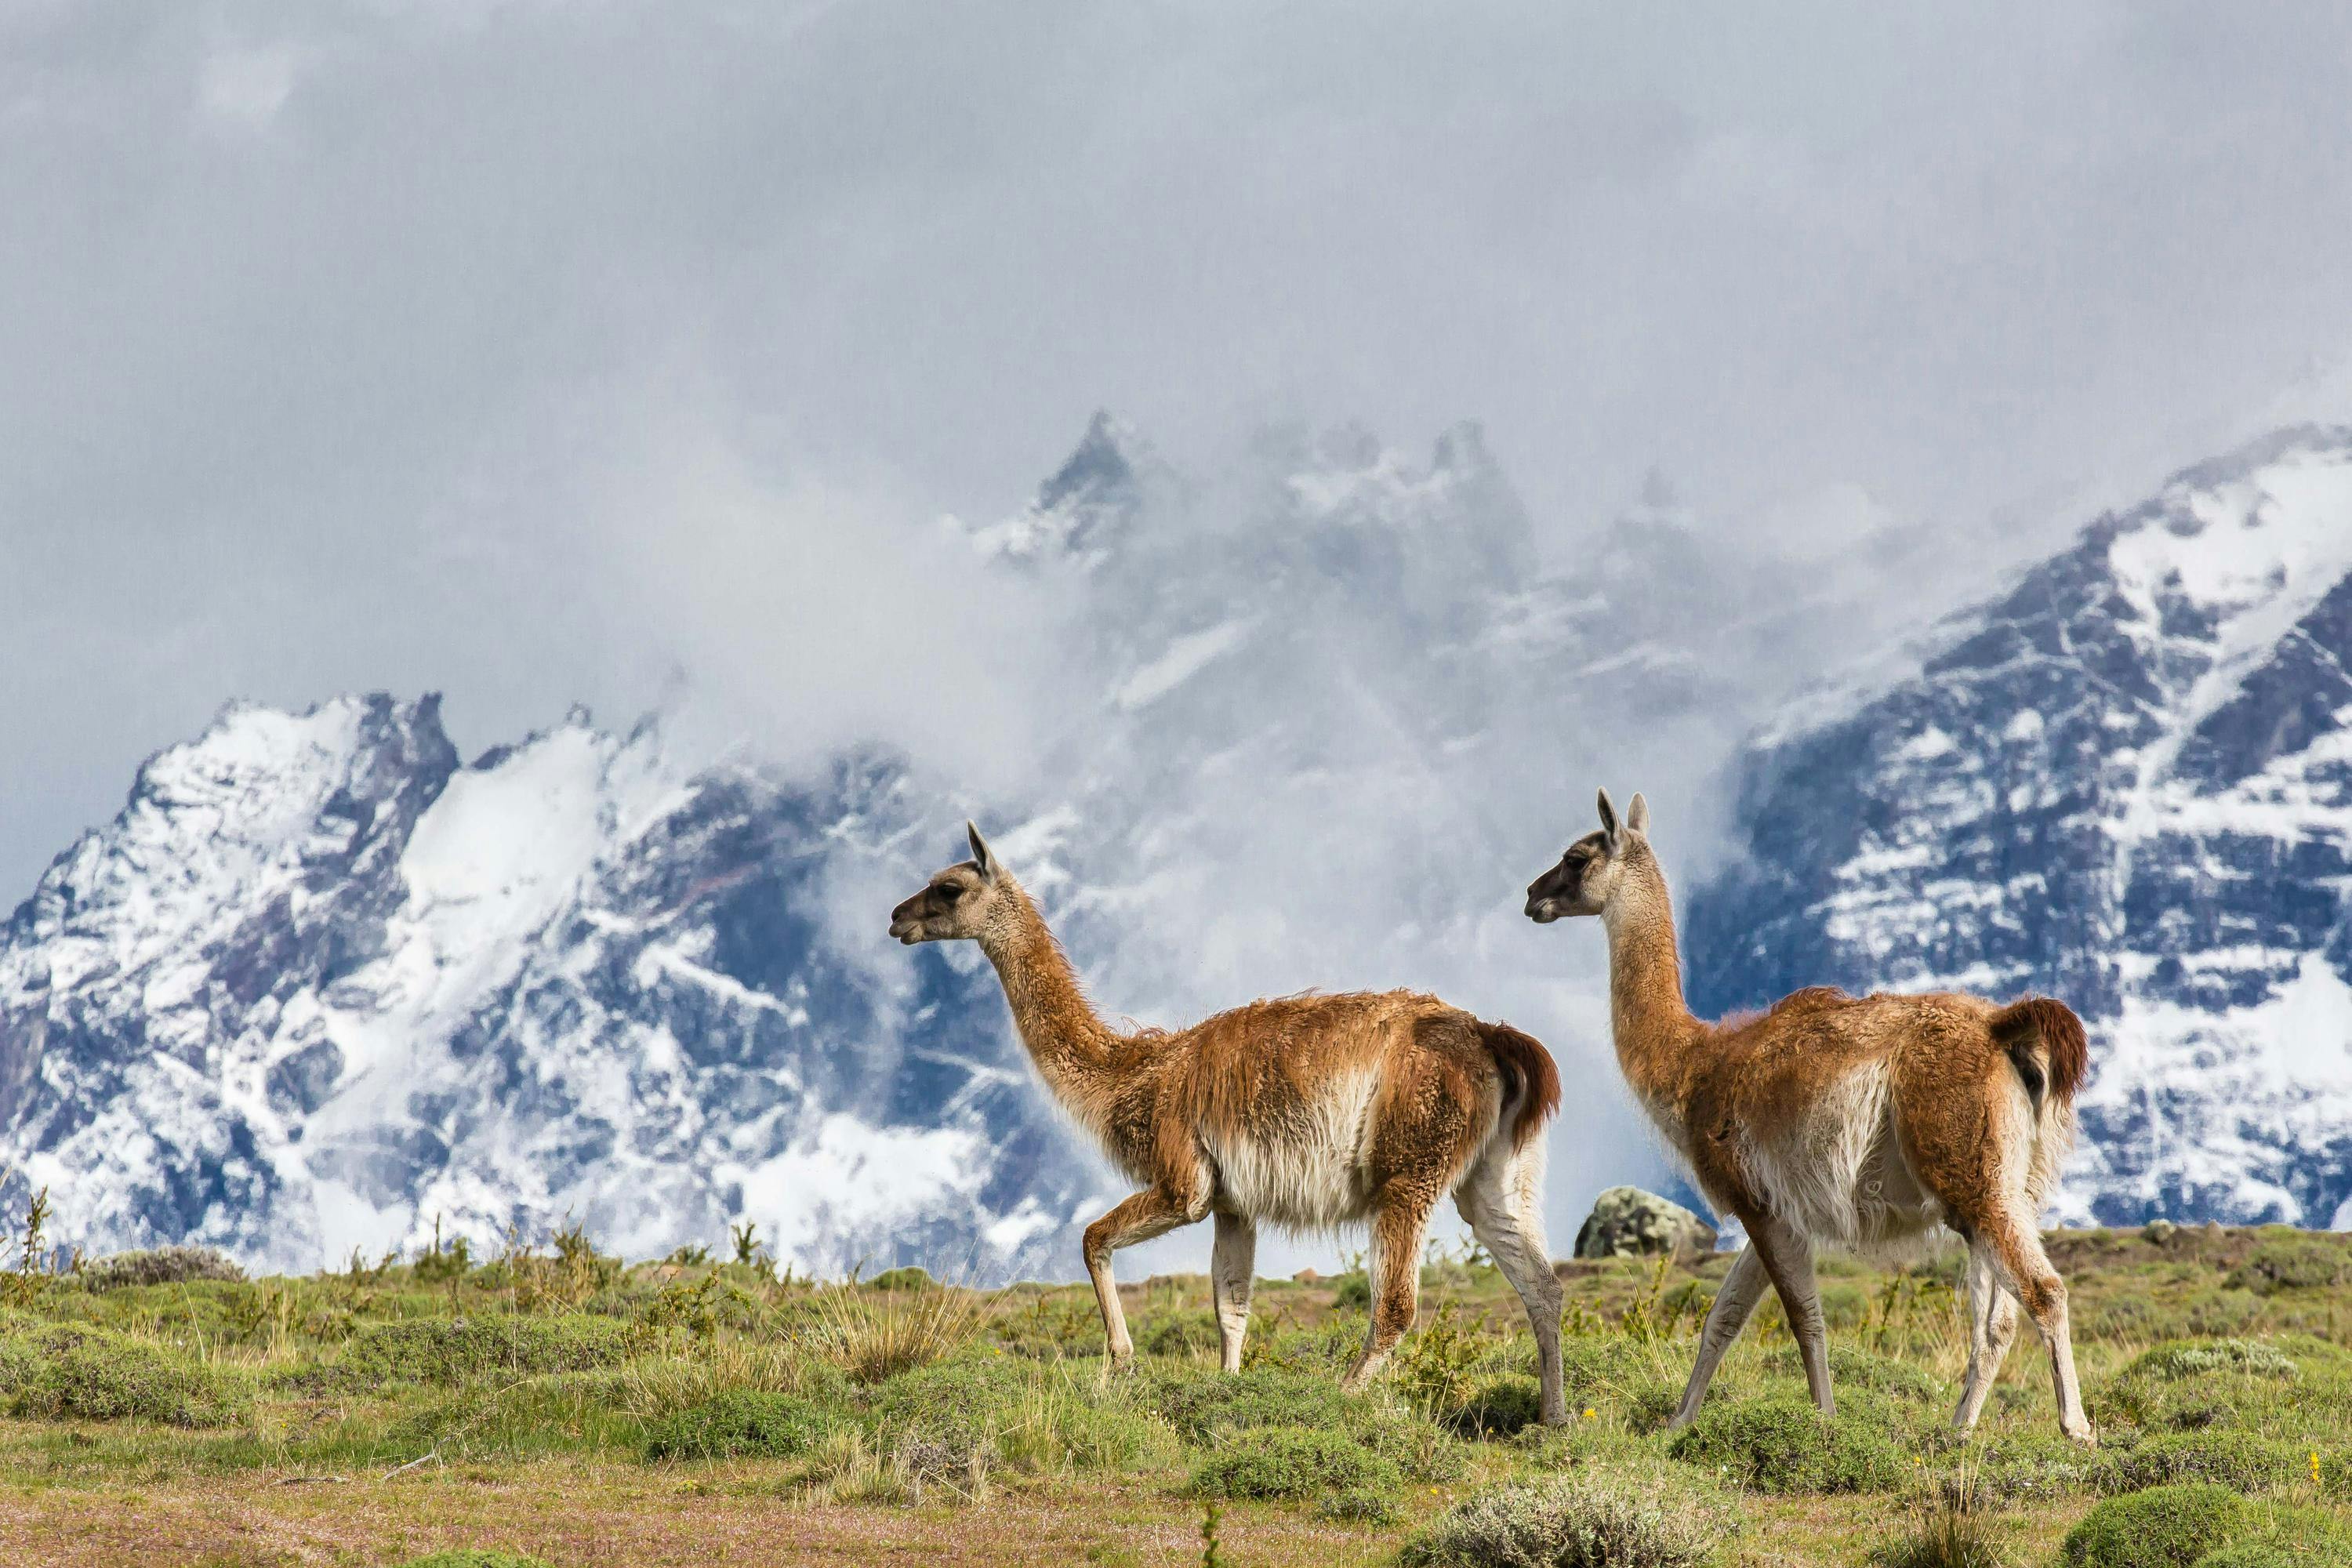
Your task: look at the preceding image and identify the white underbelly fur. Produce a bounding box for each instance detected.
[1200,1069,1388,1231]
[1735,1062,1943,1253]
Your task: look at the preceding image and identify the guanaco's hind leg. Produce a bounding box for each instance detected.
[1952,1242,2021,1432]
[1210,1211,1258,1374]
[1748,1215,1835,1415]
[1666,1242,1769,1430]
[1455,1149,1567,1425]
[1981,1214,2094,1443]
[1345,1185,1439,1391]
[1083,1186,1205,1370]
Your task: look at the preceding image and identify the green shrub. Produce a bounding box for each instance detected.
[1188,1424,1402,1501]
[0,1323,250,1426]
[863,1354,1028,1449]
[867,1266,935,1293]
[1555,1336,1664,1413]
[2128,1339,2300,1381]
[2061,1485,2249,1568]
[1666,1394,1906,1493]
[2193,1548,2352,1568]
[334,1315,640,1385]
[1443,1375,1544,1439]
[1134,1308,1218,1358]
[1141,1365,1355,1442]
[1766,1345,1941,1402]
[2096,1431,2300,1495]
[1321,1485,1403,1526]
[643,1389,831,1461]
[78,1246,244,1290]
[1954,1431,2104,1504]
[378,1371,642,1460]
[1361,1412,1472,1483]
[1399,1471,1732,1568]
[2228,1240,2346,1294]
[1332,1272,1370,1308]
[991,1380,1176,1475]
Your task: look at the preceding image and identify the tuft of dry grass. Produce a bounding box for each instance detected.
[811,1281,981,1385]
[1871,1509,2013,1568]
[615,1338,817,1420]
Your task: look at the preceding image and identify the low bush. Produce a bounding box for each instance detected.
[2128,1339,2300,1382]
[866,1266,934,1293]
[992,1378,1177,1475]
[2061,1485,2248,1568]
[2095,1431,2301,1495]
[1133,1308,1218,1358]
[1666,1394,1907,1494]
[1766,1345,1941,1403]
[1362,1412,1472,1483]
[2227,1240,2345,1294]
[2193,1548,2352,1568]
[1554,1336,1666,1415]
[334,1315,641,1386]
[0,1323,250,1426]
[862,1354,1028,1450]
[78,1246,245,1290]
[643,1388,833,1461]
[1322,1485,1404,1526]
[1399,1471,1732,1568]
[378,1371,647,1461]
[1951,1432,2103,1504]
[1140,1365,1356,1442]
[1188,1424,1403,1502]
[1443,1375,1544,1439]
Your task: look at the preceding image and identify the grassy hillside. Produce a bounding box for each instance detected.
[3,1219,2352,1566]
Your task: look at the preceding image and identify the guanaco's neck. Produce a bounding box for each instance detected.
[1599,845,1708,1120]
[975,878,1120,1105]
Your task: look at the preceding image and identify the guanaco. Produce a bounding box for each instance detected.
[1524,791,2092,1443]
[892,823,1568,1420]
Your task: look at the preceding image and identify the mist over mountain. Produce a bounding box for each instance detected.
[5,418,2347,1272]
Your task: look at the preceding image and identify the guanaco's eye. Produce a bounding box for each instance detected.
[935,882,964,902]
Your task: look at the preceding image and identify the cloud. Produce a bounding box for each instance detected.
[4,2,2350,1011]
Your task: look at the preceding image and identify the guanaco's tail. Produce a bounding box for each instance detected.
[1475,1020,1561,1152]
[1989,996,2089,1112]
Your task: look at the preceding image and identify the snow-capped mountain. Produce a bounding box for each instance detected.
[24,411,2324,1275]
[1686,426,2352,1228]
[0,695,1094,1274]
[7,412,1877,1275]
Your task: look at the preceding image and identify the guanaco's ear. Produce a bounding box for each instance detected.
[966,820,998,880]
[1596,788,1621,847]
[1626,793,1650,835]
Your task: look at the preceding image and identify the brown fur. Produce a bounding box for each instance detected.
[1990,996,2089,1109]
[1475,1020,1562,1152]
[1526,789,2096,1443]
[894,823,1567,1414]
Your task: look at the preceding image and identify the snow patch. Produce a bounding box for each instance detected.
[1113,621,1253,710]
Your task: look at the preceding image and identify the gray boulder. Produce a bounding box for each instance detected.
[1573,1185,1717,1261]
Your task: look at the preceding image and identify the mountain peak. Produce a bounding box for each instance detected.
[967,410,1156,569]
[0,691,1089,1275]
[1688,423,2352,1229]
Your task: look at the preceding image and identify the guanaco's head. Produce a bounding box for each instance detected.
[1524,788,1650,922]
[889,822,1012,945]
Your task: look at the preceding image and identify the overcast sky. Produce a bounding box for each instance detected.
[5,1,2352,891]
